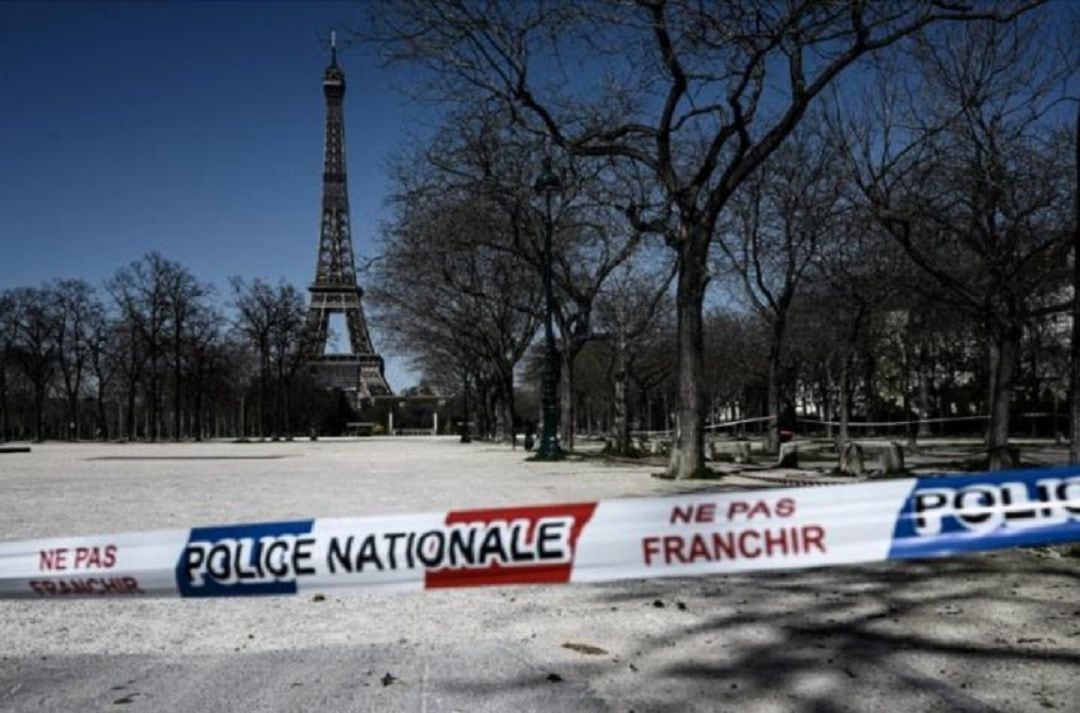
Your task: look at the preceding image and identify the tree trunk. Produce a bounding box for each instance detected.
[668,237,709,479]
[611,329,630,455]
[148,356,159,442]
[125,382,137,440]
[987,321,1021,471]
[504,373,516,446]
[193,375,204,443]
[492,376,515,446]
[839,355,852,442]
[475,381,489,440]
[65,393,79,442]
[766,315,786,454]
[822,361,834,440]
[861,353,876,437]
[273,366,284,440]
[32,383,46,442]
[917,349,932,439]
[662,390,670,433]
[460,370,472,443]
[96,387,109,441]
[259,360,270,439]
[559,346,575,450]
[644,390,652,433]
[172,335,182,442]
[282,378,291,439]
[839,309,864,444]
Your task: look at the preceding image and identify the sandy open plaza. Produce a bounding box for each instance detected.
[1,438,1078,712]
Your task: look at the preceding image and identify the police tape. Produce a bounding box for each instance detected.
[3,465,1080,600]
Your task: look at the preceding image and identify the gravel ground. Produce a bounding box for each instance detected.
[1,438,1078,712]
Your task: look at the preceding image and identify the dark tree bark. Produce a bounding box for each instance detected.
[10,288,58,443]
[669,237,709,476]
[988,321,1023,469]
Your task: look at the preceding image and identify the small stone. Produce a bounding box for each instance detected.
[652,599,664,608]
[546,673,563,683]
[676,601,687,611]
[381,673,399,687]
[312,593,326,602]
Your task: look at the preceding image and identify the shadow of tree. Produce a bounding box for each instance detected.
[449,552,1080,712]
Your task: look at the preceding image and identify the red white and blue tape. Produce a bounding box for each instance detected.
[2,466,1079,599]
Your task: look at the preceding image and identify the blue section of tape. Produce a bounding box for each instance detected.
[889,465,1080,559]
[176,520,314,598]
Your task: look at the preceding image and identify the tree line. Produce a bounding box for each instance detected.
[0,254,339,442]
[362,0,1078,473]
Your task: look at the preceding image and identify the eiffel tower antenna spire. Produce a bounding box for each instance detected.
[330,30,337,65]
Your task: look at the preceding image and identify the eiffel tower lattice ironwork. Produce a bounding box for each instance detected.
[304,34,391,403]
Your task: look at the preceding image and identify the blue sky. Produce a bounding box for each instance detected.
[2,2,1076,392]
[0,1,437,389]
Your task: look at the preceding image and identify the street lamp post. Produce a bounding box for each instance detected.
[460,370,472,443]
[532,157,564,460]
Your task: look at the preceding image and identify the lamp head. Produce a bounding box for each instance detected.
[533,157,562,195]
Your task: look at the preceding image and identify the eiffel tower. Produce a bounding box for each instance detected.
[304,33,391,404]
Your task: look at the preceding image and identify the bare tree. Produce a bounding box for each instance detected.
[806,206,909,440]
[411,105,647,449]
[108,254,174,441]
[595,256,674,455]
[836,20,1075,468]
[718,130,840,452]
[85,306,117,440]
[268,284,310,439]
[231,277,282,439]
[110,318,144,441]
[9,288,58,442]
[371,195,541,442]
[164,264,212,441]
[368,0,1043,477]
[185,304,226,442]
[53,279,101,440]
